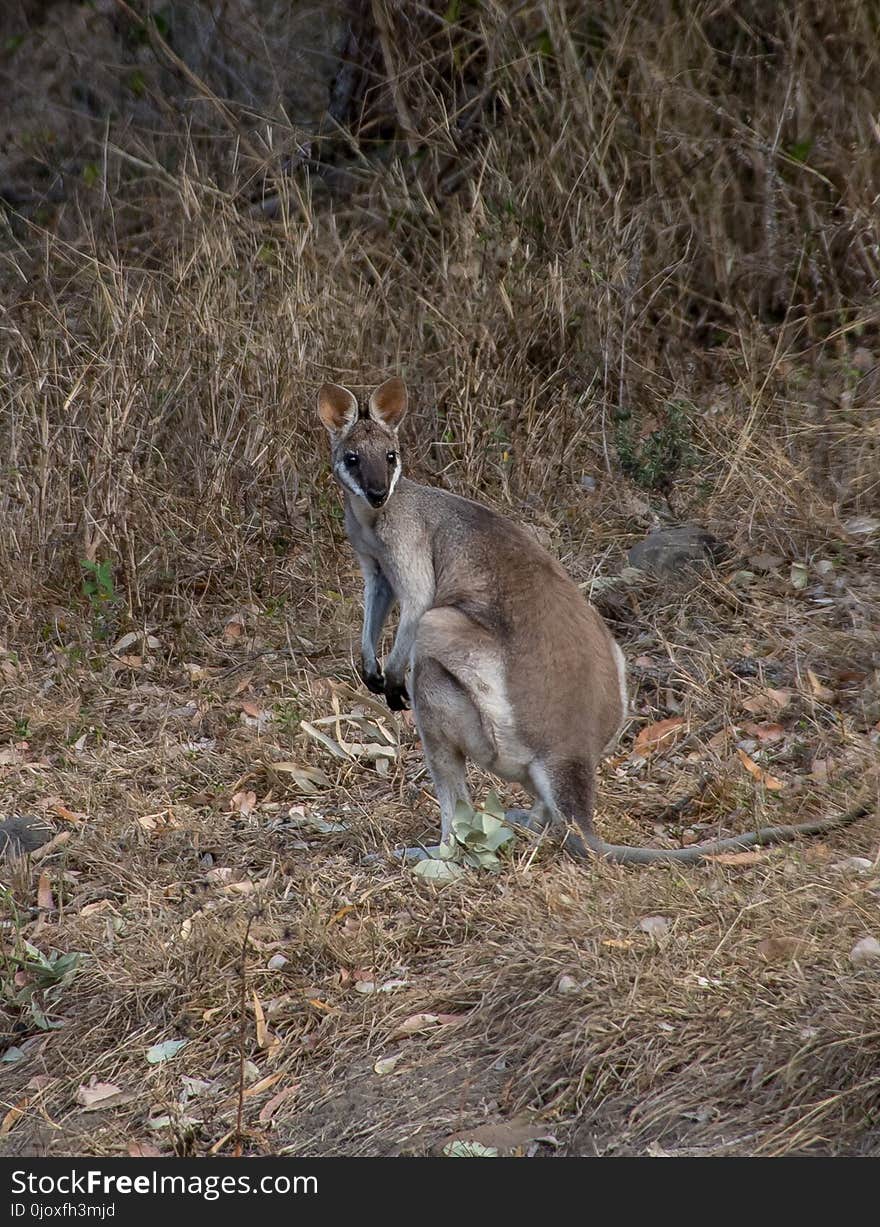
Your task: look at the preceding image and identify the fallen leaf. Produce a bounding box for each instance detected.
[0,1097,28,1136]
[391,1012,466,1038]
[128,1141,162,1158]
[413,858,465,883]
[47,800,85,825]
[440,1116,557,1157]
[601,938,635,949]
[258,1085,298,1124]
[76,1081,134,1111]
[252,991,280,1055]
[243,1071,284,1098]
[741,722,786,744]
[705,850,768,866]
[756,937,803,963]
[789,562,809,590]
[632,717,687,757]
[270,762,331,792]
[806,670,836,704]
[231,790,257,816]
[373,1054,402,1075]
[737,748,784,790]
[223,617,244,641]
[36,872,54,912]
[443,1140,499,1157]
[145,1039,187,1065]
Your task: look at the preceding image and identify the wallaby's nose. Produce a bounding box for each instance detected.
[366,488,387,508]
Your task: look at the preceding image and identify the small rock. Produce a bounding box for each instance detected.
[638,915,671,938]
[556,974,580,995]
[626,525,726,577]
[833,857,874,875]
[0,815,56,856]
[267,955,289,971]
[850,936,880,966]
[579,474,597,493]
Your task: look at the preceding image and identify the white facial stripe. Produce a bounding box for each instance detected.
[334,459,366,501]
[387,459,402,500]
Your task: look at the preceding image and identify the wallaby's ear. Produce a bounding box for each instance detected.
[317,383,358,433]
[369,377,407,429]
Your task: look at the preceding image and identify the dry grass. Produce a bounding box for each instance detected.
[0,1,879,1157]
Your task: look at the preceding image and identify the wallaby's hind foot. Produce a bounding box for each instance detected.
[504,806,553,832]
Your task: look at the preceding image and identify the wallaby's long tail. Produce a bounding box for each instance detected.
[561,793,876,865]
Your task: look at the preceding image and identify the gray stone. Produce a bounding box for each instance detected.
[627,525,726,577]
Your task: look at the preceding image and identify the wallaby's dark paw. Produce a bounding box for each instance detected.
[361,666,386,695]
[384,679,409,711]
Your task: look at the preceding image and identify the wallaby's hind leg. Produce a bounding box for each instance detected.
[526,757,598,857]
[406,654,480,854]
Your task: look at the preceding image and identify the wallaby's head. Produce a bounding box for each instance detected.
[317,377,407,509]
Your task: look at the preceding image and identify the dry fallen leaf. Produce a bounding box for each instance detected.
[243,1071,284,1099]
[0,1098,28,1136]
[258,1084,298,1124]
[36,872,54,912]
[128,1141,162,1158]
[706,849,768,866]
[231,790,257,816]
[439,1116,557,1157]
[741,722,786,744]
[632,717,687,757]
[47,800,85,825]
[756,936,803,963]
[806,670,836,704]
[76,1080,134,1111]
[391,1012,466,1038]
[737,748,784,790]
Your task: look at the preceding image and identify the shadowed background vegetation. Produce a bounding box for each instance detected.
[0,1,878,1157]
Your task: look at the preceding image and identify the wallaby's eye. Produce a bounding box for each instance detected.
[344,451,359,468]
[386,450,397,465]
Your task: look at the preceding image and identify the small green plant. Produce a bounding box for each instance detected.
[12,716,29,740]
[615,401,696,495]
[413,792,515,881]
[274,701,304,736]
[81,558,118,639]
[1,936,84,1032]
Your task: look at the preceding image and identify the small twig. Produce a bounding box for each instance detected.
[234,913,256,1156]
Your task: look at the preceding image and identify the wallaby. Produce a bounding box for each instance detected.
[318,377,872,864]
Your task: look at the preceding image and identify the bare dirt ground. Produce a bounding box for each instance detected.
[0,1,879,1158]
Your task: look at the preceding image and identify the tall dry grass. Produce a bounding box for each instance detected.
[0,0,877,628]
